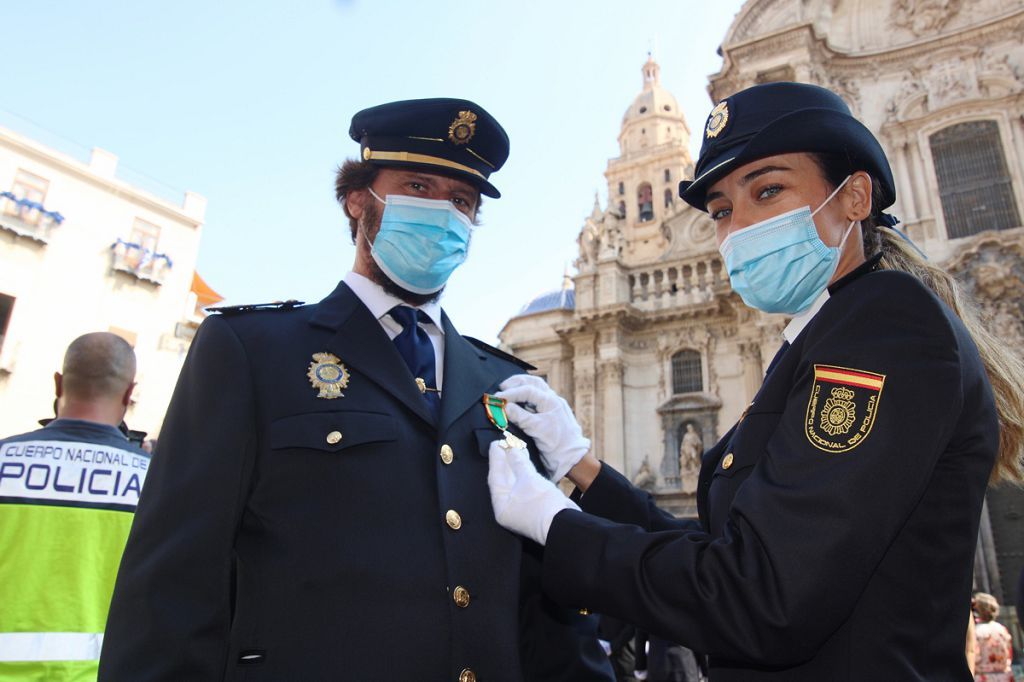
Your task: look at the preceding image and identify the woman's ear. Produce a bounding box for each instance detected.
[844,171,873,222]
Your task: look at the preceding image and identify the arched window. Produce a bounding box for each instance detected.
[930,121,1021,239]
[664,168,671,182]
[664,188,673,208]
[618,181,624,196]
[671,350,702,394]
[637,183,654,223]
[618,200,626,217]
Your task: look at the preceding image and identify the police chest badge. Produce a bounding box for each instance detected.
[483,394,526,450]
[307,352,350,399]
[805,364,886,453]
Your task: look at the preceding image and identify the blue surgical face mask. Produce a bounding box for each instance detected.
[365,189,473,295]
[718,176,856,315]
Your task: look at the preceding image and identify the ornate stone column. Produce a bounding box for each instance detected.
[738,341,764,403]
[599,360,626,473]
[892,137,920,222]
[909,136,935,221]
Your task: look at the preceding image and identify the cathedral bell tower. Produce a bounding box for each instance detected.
[604,55,695,265]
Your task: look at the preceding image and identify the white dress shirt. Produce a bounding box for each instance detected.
[782,288,831,344]
[343,271,446,390]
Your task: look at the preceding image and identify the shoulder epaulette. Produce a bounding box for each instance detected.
[465,336,537,371]
[206,299,305,315]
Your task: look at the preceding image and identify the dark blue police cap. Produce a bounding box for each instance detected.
[349,98,510,198]
[679,82,895,212]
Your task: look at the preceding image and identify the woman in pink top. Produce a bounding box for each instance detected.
[973,592,1015,682]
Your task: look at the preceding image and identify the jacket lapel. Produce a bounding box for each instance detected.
[310,282,434,426]
[439,313,499,433]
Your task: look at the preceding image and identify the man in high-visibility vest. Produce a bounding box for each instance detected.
[0,332,149,681]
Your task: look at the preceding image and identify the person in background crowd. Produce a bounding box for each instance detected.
[974,592,1015,682]
[969,608,979,677]
[0,332,149,680]
[486,81,1024,681]
[597,615,638,681]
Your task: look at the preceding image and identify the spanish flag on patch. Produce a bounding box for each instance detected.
[805,364,886,453]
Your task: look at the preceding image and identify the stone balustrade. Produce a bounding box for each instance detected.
[627,254,725,309]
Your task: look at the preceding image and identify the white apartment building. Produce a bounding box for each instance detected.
[0,118,219,439]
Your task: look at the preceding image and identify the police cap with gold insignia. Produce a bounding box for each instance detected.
[679,82,895,212]
[349,98,510,198]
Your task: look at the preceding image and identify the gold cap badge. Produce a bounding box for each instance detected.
[705,101,729,139]
[448,110,477,145]
[307,352,350,399]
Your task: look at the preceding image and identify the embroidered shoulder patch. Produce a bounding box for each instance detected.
[804,364,886,453]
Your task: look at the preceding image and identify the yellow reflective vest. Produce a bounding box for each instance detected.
[0,419,148,681]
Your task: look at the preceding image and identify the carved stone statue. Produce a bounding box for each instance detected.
[678,423,703,473]
[890,0,963,35]
[632,457,656,491]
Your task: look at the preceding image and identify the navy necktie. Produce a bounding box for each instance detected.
[389,306,440,420]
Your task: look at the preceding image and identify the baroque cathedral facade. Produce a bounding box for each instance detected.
[499,0,1024,604]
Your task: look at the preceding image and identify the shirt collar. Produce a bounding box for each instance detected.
[45,418,130,441]
[782,253,884,344]
[343,271,445,332]
[783,289,830,344]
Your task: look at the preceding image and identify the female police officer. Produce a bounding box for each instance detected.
[485,82,1024,681]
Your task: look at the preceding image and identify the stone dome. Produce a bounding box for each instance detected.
[621,55,684,126]
[517,288,575,316]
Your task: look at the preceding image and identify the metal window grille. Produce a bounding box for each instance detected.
[672,350,702,394]
[930,121,1021,239]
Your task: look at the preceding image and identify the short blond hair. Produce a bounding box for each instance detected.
[974,592,1000,622]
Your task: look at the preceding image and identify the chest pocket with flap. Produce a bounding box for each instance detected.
[269,411,397,453]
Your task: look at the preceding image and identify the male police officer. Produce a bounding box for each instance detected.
[100,98,612,681]
[0,332,148,680]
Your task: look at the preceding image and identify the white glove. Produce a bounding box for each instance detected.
[496,374,590,481]
[487,440,579,545]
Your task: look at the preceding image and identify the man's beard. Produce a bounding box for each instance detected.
[359,201,444,306]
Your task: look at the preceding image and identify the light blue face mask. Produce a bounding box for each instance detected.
[718,176,856,315]
[366,189,473,295]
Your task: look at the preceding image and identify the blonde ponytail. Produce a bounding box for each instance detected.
[870,225,1024,485]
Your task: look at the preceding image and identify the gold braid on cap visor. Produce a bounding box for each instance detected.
[362,149,485,180]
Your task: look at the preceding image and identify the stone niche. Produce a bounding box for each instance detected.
[656,392,722,493]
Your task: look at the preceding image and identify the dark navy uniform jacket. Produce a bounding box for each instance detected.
[542,262,998,681]
[99,281,612,682]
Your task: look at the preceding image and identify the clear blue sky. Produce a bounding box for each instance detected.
[2,0,745,343]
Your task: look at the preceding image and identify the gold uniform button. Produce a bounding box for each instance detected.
[459,669,477,682]
[446,509,462,530]
[722,453,734,470]
[578,607,590,615]
[453,585,470,608]
[440,444,454,464]
[326,431,343,445]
